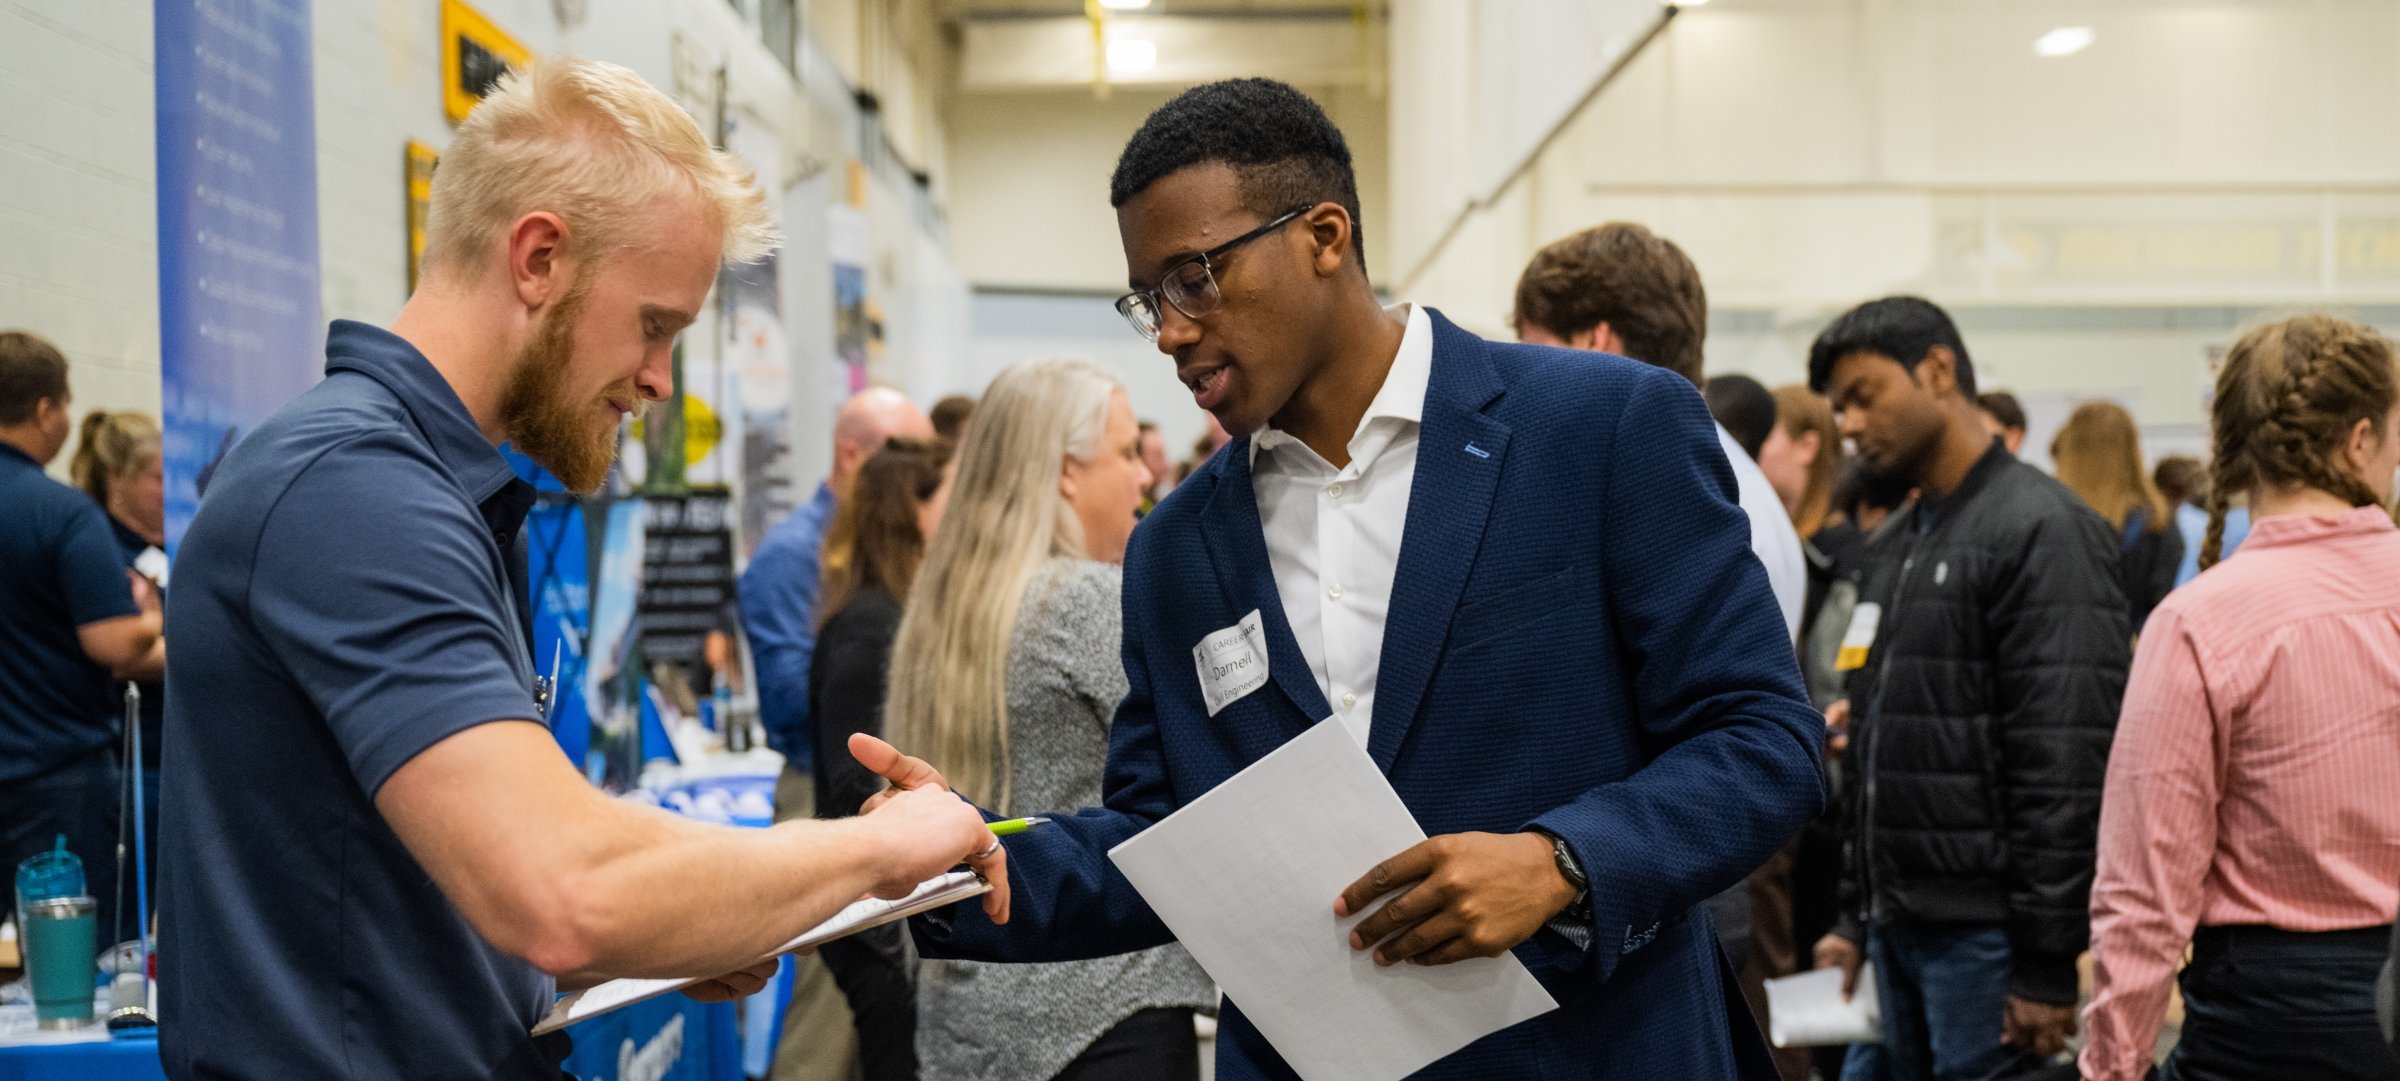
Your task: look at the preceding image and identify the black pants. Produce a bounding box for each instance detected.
[1052,1007,1199,1081]
[0,742,121,941]
[821,925,917,1081]
[2161,924,2400,1081]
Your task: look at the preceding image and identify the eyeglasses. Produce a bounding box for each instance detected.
[1114,207,1311,341]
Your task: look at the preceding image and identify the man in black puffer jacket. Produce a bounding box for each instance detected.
[1805,297,2129,1081]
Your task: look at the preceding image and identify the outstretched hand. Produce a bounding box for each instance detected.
[849,732,950,815]
[849,733,1008,924]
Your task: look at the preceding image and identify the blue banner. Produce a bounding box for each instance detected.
[561,994,741,1081]
[155,0,323,551]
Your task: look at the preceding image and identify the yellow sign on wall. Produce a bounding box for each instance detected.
[441,0,530,125]
[404,140,439,293]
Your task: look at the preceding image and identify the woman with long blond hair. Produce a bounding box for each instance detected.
[2052,400,2183,631]
[2081,314,2400,1081]
[885,358,1214,1081]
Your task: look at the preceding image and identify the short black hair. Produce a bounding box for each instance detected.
[0,330,69,427]
[1976,390,2024,433]
[1806,295,1975,399]
[1704,374,1776,461]
[1110,78,1365,265]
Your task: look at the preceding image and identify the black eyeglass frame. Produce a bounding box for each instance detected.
[1113,206,1314,340]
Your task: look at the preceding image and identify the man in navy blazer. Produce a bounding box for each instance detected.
[858,78,1824,1079]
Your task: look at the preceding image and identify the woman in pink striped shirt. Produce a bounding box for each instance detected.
[2082,313,2400,1081]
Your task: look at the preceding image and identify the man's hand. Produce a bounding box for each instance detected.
[1813,932,1864,1001]
[1333,832,1577,967]
[128,570,161,619]
[853,734,1008,925]
[2002,995,2076,1058]
[680,957,780,1003]
[850,732,950,815]
[1823,699,1851,761]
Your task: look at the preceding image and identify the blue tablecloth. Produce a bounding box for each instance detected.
[0,1034,158,1081]
[0,994,740,1081]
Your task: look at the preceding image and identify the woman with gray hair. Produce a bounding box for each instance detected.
[886,358,1216,1081]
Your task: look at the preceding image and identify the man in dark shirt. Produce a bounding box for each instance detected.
[1808,298,2127,1081]
[157,57,1005,1081]
[0,331,161,944]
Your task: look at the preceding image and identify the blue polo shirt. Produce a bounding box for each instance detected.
[0,442,139,782]
[159,321,565,1080]
[738,482,837,766]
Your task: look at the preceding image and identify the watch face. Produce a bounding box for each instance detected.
[1551,834,1588,889]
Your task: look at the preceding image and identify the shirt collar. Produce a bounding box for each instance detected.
[322,319,522,505]
[1251,303,1434,466]
[0,442,34,470]
[2241,504,2398,550]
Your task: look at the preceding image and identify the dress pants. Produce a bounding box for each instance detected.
[2161,925,2400,1081]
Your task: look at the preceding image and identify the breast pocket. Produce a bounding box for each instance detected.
[1448,563,1587,654]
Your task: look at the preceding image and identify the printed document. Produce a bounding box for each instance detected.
[1764,963,1881,1047]
[1108,718,1558,1081]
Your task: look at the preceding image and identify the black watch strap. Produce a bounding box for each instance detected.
[1530,828,1592,919]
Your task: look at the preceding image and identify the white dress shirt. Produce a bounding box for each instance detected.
[1251,304,1435,747]
[1716,423,1806,645]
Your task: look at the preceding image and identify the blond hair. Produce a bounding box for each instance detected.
[884,359,1119,809]
[2203,314,2400,567]
[2053,401,2170,537]
[71,410,160,508]
[423,55,776,280]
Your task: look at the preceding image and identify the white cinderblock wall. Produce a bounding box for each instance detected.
[0,0,163,471]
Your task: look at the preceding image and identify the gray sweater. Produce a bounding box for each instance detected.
[915,558,1217,1081]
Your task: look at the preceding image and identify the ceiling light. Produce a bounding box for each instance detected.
[2033,26,2094,58]
[1106,37,1156,75]
[1099,0,1152,9]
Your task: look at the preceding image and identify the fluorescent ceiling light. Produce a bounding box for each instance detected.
[1099,0,1152,9]
[2033,26,2094,58]
[1107,37,1157,75]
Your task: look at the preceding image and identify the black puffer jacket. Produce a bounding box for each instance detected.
[1836,443,2129,1005]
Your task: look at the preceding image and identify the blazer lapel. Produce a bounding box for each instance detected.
[1198,440,1335,725]
[1366,313,1510,772]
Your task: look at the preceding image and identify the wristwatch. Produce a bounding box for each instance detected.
[1530,828,1592,919]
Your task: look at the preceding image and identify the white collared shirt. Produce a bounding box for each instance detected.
[1250,304,1435,747]
[1715,423,1806,645]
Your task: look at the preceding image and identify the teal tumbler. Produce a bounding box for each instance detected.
[23,895,98,1029]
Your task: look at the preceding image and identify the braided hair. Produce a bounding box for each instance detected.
[2202,314,2400,568]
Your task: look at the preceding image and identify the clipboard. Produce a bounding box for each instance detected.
[533,870,990,1035]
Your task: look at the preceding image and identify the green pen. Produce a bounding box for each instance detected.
[986,817,1052,837]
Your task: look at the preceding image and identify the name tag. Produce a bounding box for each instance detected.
[1193,610,1271,717]
[1835,602,1881,672]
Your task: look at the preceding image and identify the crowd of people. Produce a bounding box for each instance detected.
[4,57,2398,1081]
[727,172,2400,1081]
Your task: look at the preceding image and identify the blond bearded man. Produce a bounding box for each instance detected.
[158,57,1006,1080]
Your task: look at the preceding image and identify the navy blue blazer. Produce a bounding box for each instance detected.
[918,310,1825,1079]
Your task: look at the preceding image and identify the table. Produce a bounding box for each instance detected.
[0,995,739,1081]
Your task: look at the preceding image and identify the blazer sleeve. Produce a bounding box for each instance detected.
[911,557,1181,963]
[1524,368,1827,982]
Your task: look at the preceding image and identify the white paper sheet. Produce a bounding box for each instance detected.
[1764,963,1881,1048]
[531,870,989,1035]
[1108,718,1558,1081]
